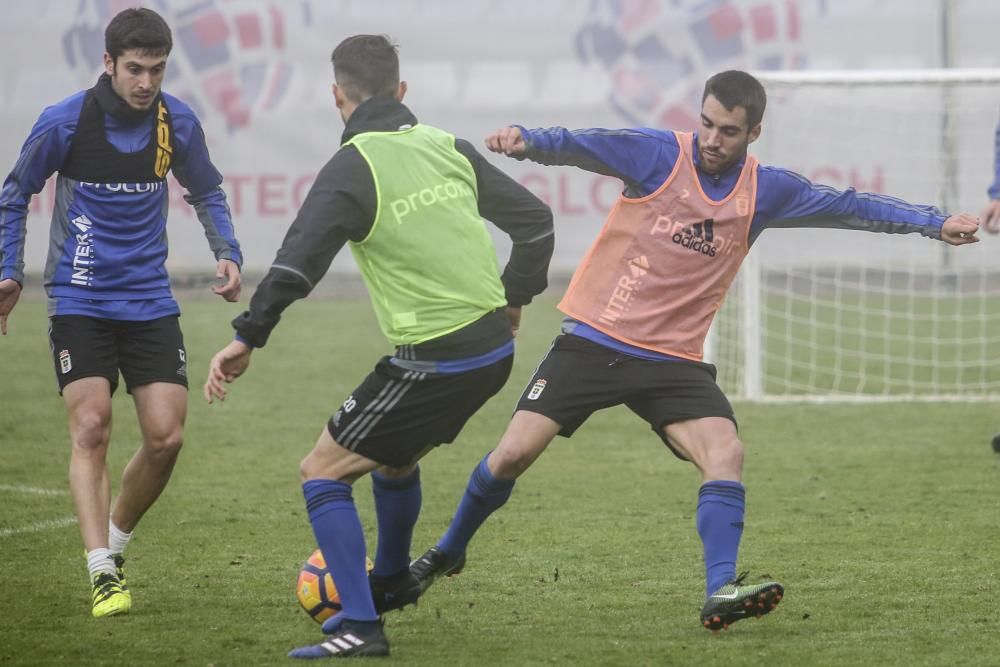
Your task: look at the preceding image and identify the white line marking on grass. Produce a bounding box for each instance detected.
[0,484,70,496]
[0,516,78,538]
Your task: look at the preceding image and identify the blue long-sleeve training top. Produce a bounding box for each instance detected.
[515,125,950,361]
[516,125,947,244]
[0,88,242,319]
[989,120,1000,200]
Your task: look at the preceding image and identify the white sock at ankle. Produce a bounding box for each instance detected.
[108,521,133,555]
[87,548,116,579]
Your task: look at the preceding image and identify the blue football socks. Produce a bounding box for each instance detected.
[437,452,515,557]
[302,479,377,621]
[696,480,746,597]
[371,467,422,578]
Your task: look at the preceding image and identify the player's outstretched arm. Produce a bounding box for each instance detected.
[212,258,242,302]
[939,213,981,245]
[0,278,21,335]
[980,199,1000,234]
[204,339,253,404]
[485,127,526,156]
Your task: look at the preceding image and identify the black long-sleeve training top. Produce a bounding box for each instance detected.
[232,96,554,356]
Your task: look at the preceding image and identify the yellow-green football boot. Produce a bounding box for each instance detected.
[91,572,131,618]
[111,553,132,605]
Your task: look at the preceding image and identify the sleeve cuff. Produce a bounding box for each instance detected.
[234,333,255,348]
[0,269,23,286]
[217,250,244,269]
[514,125,533,158]
[505,293,532,308]
[928,214,947,240]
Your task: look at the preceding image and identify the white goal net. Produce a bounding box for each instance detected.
[709,69,1000,402]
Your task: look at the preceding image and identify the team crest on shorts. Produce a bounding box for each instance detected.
[59,349,72,374]
[527,378,547,400]
[176,348,187,377]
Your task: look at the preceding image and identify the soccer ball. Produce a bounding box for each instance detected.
[296,548,374,624]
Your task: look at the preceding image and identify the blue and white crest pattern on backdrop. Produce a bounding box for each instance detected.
[575,0,806,129]
[62,0,311,132]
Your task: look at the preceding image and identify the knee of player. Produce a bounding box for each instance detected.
[375,463,419,480]
[299,455,316,483]
[709,435,744,467]
[488,445,534,479]
[70,413,112,451]
[299,451,335,483]
[146,428,184,457]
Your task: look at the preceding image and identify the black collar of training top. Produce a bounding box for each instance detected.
[340,95,419,144]
[92,73,162,125]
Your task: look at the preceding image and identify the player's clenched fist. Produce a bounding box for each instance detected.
[485,126,526,156]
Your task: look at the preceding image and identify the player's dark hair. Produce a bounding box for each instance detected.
[702,70,767,130]
[331,34,400,102]
[105,7,173,62]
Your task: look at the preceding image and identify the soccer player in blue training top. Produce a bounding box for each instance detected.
[982,116,1000,234]
[0,8,242,618]
[203,34,554,658]
[409,70,982,633]
[982,116,1000,452]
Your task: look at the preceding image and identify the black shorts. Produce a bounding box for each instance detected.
[328,354,514,468]
[48,315,188,395]
[515,334,735,458]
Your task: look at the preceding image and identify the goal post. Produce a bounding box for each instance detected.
[709,68,1000,403]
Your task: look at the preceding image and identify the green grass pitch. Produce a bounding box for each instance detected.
[1,297,998,666]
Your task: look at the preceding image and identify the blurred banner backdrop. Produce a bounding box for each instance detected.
[2,0,999,275]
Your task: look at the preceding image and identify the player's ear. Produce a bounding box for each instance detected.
[103,53,114,77]
[395,81,407,102]
[332,83,345,109]
[747,123,762,145]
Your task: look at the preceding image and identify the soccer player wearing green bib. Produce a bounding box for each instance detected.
[203,35,553,658]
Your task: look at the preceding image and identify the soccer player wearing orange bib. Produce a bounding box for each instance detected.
[411,70,981,632]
